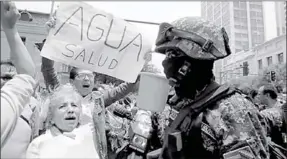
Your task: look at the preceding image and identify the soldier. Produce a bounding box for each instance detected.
[147,17,270,159]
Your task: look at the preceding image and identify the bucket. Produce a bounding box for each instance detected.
[137,72,170,112]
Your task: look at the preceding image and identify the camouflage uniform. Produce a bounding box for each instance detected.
[159,85,270,159]
[152,17,270,159]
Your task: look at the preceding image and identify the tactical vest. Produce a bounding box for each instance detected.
[160,82,239,159]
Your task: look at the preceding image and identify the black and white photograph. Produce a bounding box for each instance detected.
[1,1,286,159]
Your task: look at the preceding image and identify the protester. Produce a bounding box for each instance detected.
[257,84,285,148]
[257,84,283,108]
[26,84,100,158]
[36,14,144,159]
[147,17,269,159]
[1,1,36,149]
[40,54,139,159]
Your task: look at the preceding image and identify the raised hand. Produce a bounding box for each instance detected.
[45,11,57,32]
[1,1,21,30]
[144,51,152,63]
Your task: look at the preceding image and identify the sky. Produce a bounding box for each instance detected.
[14,1,278,72]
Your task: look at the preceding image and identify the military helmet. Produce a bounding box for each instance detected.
[155,17,231,60]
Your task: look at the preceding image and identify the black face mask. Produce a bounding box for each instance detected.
[162,51,186,81]
[162,50,214,99]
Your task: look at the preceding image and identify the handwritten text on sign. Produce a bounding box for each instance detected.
[41,2,152,82]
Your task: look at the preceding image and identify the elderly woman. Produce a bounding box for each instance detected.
[26,84,100,158]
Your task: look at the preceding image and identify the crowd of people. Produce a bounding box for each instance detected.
[1,1,286,159]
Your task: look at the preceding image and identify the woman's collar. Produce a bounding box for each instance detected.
[50,125,77,139]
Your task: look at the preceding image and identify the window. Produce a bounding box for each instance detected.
[258,27,264,32]
[234,1,240,7]
[267,56,273,66]
[234,10,241,18]
[242,42,249,50]
[234,17,240,23]
[240,10,247,17]
[21,37,26,45]
[235,41,241,45]
[277,53,284,64]
[241,18,247,24]
[251,19,257,26]
[258,59,263,70]
[240,2,247,9]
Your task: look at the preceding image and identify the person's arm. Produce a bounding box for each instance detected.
[40,12,60,90]
[41,57,60,91]
[1,74,36,147]
[103,79,139,107]
[1,1,35,77]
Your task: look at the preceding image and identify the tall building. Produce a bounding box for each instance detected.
[201,1,265,83]
[275,1,286,36]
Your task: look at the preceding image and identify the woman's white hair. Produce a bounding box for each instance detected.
[39,83,83,130]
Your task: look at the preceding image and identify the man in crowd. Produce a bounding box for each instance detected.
[1,1,37,154]
[147,17,269,159]
[257,84,283,109]
[257,84,286,149]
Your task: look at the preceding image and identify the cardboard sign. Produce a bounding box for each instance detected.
[41,2,152,82]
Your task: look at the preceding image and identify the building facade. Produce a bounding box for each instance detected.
[220,34,286,83]
[275,1,286,36]
[201,2,265,83]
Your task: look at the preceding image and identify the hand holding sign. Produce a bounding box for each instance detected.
[41,2,152,83]
[45,13,57,33]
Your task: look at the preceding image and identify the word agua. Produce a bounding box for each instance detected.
[54,7,143,69]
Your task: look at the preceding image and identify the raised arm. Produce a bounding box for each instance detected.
[41,57,60,91]
[1,1,35,77]
[40,12,60,91]
[103,79,139,107]
[1,74,36,147]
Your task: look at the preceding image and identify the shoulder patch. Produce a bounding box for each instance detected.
[201,122,216,141]
[223,146,255,159]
